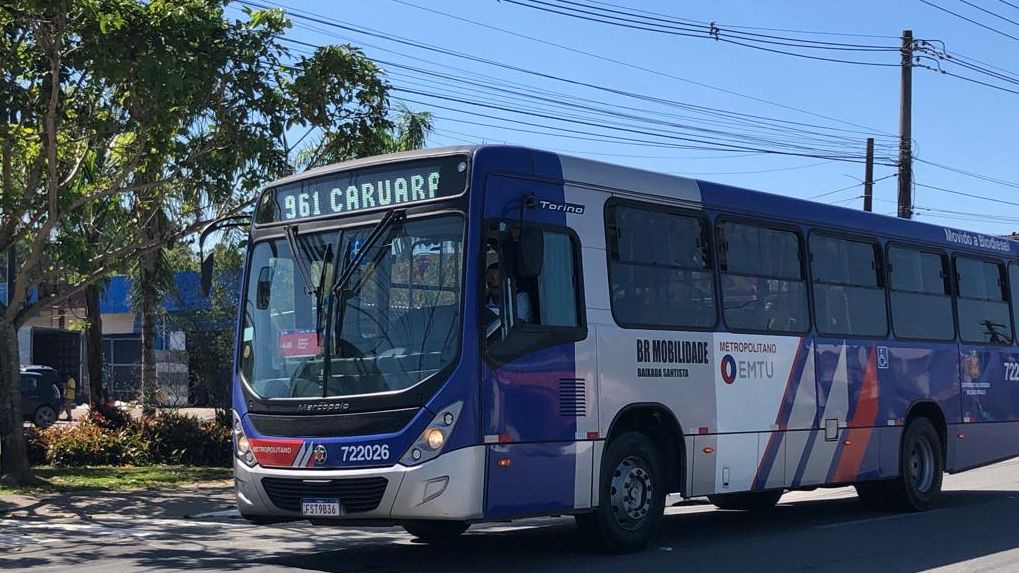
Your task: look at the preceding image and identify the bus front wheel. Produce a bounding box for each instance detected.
[402,520,469,543]
[576,431,666,554]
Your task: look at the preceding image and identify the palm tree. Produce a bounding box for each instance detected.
[293,105,434,171]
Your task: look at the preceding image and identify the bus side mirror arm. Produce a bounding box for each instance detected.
[200,250,215,298]
[199,214,252,297]
[514,193,543,278]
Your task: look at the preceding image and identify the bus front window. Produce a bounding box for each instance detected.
[239,214,464,399]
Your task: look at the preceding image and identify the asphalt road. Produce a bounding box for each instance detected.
[3,458,1019,573]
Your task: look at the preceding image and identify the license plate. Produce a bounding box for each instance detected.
[301,498,342,517]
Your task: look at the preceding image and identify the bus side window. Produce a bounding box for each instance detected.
[535,230,579,327]
[956,256,1012,345]
[485,225,583,345]
[809,234,887,338]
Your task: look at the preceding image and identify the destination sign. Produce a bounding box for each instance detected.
[257,155,469,224]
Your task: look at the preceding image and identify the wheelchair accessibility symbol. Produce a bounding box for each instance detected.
[877,346,889,369]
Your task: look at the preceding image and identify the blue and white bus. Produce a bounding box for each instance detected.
[209,145,1019,553]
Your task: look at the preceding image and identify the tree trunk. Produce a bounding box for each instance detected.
[140,248,158,416]
[0,315,33,485]
[85,283,105,406]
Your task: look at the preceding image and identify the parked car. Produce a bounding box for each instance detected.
[21,366,62,428]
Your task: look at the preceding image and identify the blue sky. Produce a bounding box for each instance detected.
[233,0,1019,235]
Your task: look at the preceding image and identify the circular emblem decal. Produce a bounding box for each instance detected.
[313,444,327,466]
[721,355,737,385]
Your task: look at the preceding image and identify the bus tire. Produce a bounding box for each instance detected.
[707,490,783,511]
[885,417,943,512]
[575,431,666,554]
[402,520,469,543]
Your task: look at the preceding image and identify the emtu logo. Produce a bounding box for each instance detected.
[313,444,327,466]
[721,355,737,384]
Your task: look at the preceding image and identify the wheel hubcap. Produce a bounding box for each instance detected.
[909,436,935,493]
[609,456,653,531]
[37,409,55,426]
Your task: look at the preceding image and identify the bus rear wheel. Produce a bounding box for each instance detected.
[402,520,469,543]
[707,490,783,511]
[575,431,666,554]
[884,417,944,512]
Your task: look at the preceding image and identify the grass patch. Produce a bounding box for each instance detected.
[0,466,232,495]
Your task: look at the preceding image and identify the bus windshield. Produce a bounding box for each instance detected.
[239,214,465,399]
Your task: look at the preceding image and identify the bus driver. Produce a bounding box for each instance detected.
[486,262,532,326]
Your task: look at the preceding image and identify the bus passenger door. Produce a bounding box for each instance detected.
[480,176,592,519]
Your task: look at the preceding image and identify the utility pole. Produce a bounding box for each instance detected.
[864,137,875,212]
[897,30,914,219]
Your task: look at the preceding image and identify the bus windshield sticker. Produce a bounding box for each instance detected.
[279,328,320,357]
[260,156,468,224]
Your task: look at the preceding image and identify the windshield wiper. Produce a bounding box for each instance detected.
[284,225,316,298]
[284,225,334,346]
[330,209,406,296]
[320,209,407,398]
[314,243,334,345]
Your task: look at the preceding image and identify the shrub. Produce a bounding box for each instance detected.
[213,407,233,431]
[198,419,233,468]
[85,403,135,432]
[141,411,231,467]
[25,426,54,466]
[47,423,129,467]
[28,409,232,468]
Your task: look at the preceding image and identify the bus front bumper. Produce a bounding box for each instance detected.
[234,445,486,522]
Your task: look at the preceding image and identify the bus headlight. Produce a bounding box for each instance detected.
[425,428,445,450]
[233,412,257,467]
[402,402,462,466]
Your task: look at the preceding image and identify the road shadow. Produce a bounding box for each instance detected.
[5,489,1018,572]
[262,489,1019,573]
[0,485,233,521]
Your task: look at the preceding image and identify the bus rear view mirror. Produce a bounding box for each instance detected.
[256,266,273,309]
[200,251,214,298]
[517,227,544,278]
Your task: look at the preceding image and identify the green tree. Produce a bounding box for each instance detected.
[0,0,396,485]
[294,103,434,170]
[162,241,242,408]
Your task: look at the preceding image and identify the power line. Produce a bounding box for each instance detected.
[279,35,891,158]
[256,0,899,141]
[584,0,899,39]
[666,160,836,176]
[918,0,1019,42]
[388,0,896,136]
[809,182,863,199]
[915,182,1019,207]
[429,126,767,159]
[807,173,897,199]
[953,0,1019,29]
[249,3,896,163]
[916,158,1019,190]
[516,0,898,50]
[499,0,899,66]
[396,91,878,161]
[941,70,1019,95]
